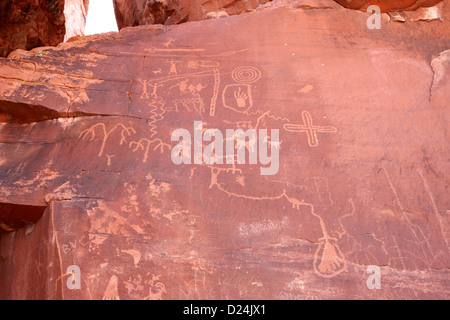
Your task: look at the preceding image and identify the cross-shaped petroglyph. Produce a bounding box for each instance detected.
[283,111,337,147]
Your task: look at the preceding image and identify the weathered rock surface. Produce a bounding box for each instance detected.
[0,0,65,57]
[112,0,447,29]
[0,0,89,58]
[0,0,449,299]
[113,0,272,28]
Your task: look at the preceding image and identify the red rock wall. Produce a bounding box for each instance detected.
[334,0,443,11]
[0,206,63,299]
[0,0,89,57]
[0,0,449,299]
[0,0,66,57]
[113,0,272,28]
[112,0,446,30]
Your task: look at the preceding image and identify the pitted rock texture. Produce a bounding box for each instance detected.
[0,0,449,299]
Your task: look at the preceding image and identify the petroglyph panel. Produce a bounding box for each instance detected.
[0,0,449,300]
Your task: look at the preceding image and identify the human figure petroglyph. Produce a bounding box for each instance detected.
[168,59,181,75]
[144,57,220,117]
[138,79,150,99]
[171,121,279,174]
[208,166,243,189]
[150,83,163,98]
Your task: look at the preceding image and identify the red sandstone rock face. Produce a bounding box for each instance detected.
[0,0,449,300]
[112,0,446,28]
[334,0,443,11]
[113,0,272,28]
[0,0,65,57]
[0,0,89,58]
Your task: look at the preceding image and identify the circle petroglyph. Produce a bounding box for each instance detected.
[231,66,262,84]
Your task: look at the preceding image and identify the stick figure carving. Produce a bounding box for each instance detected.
[168,59,181,75]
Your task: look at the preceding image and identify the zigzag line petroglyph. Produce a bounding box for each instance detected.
[148,97,165,138]
[283,111,337,147]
